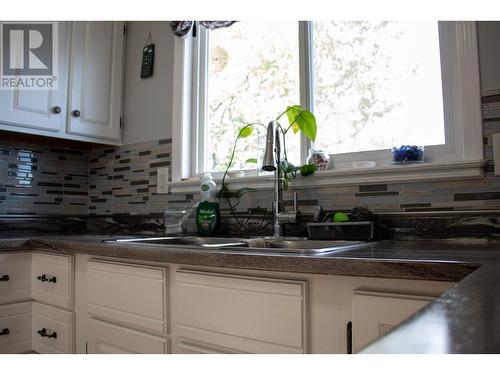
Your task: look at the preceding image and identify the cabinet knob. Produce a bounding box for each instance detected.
[37,328,57,339]
[0,275,9,282]
[52,106,61,114]
[0,328,9,336]
[72,109,81,118]
[37,274,57,283]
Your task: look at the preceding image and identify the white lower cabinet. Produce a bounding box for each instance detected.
[351,290,436,352]
[78,261,452,354]
[0,252,32,305]
[0,251,455,354]
[0,251,74,354]
[173,268,309,354]
[0,302,32,354]
[87,259,168,335]
[32,302,73,354]
[85,258,169,354]
[31,252,73,310]
[88,319,169,354]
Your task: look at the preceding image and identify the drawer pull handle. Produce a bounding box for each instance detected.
[37,274,57,283]
[37,328,57,339]
[0,328,9,336]
[0,275,9,281]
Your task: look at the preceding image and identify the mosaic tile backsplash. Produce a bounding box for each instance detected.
[88,138,193,216]
[0,140,89,215]
[0,93,500,230]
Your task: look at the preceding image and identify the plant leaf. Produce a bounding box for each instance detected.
[299,163,316,177]
[286,105,301,134]
[285,105,317,141]
[238,126,253,138]
[297,111,317,141]
[245,158,258,164]
[280,160,299,174]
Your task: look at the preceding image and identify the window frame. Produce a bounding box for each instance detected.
[171,21,483,191]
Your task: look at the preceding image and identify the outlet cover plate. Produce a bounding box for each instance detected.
[157,167,169,194]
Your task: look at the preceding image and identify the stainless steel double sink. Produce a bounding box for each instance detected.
[104,236,372,255]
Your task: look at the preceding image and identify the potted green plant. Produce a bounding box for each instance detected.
[218,105,317,231]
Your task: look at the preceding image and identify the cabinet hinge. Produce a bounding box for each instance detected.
[123,24,127,36]
[120,117,123,129]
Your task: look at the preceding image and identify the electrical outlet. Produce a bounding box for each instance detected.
[494,133,500,176]
[157,167,169,194]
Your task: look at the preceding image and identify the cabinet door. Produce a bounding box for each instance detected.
[88,319,169,354]
[87,259,168,336]
[0,22,69,133]
[32,302,73,354]
[67,22,124,141]
[0,302,32,354]
[174,269,308,354]
[31,252,73,310]
[352,290,435,352]
[0,252,32,305]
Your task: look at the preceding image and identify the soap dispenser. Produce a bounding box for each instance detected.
[196,174,221,236]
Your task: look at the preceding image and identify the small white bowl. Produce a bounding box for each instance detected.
[227,170,245,178]
[352,161,377,169]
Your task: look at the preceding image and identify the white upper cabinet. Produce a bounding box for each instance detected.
[0,22,70,133]
[0,21,125,144]
[67,22,124,141]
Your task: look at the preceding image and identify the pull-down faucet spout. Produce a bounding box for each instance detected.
[261,121,297,237]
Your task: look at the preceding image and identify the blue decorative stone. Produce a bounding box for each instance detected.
[391,145,424,164]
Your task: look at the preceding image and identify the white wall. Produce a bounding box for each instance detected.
[122,22,175,145]
[478,22,500,91]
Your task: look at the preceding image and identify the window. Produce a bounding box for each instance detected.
[171,21,482,186]
[311,21,445,155]
[203,21,301,173]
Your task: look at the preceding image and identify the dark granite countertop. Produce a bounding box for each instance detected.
[1,235,500,353]
[1,235,492,281]
[360,262,500,353]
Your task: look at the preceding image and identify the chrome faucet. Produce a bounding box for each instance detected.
[262,120,298,237]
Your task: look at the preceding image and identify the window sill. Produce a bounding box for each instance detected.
[170,160,485,194]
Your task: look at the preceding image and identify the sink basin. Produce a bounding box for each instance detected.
[107,236,248,247]
[104,236,371,255]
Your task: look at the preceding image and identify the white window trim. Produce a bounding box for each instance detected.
[171,21,484,194]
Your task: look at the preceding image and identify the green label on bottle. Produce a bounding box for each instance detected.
[197,202,219,235]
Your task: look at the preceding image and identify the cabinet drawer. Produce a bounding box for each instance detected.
[174,269,308,354]
[88,319,169,354]
[0,302,32,354]
[87,259,168,335]
[32,302,73,354]
[32,252,73,310]
[0,252,31,304]
[352,290,435,352]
